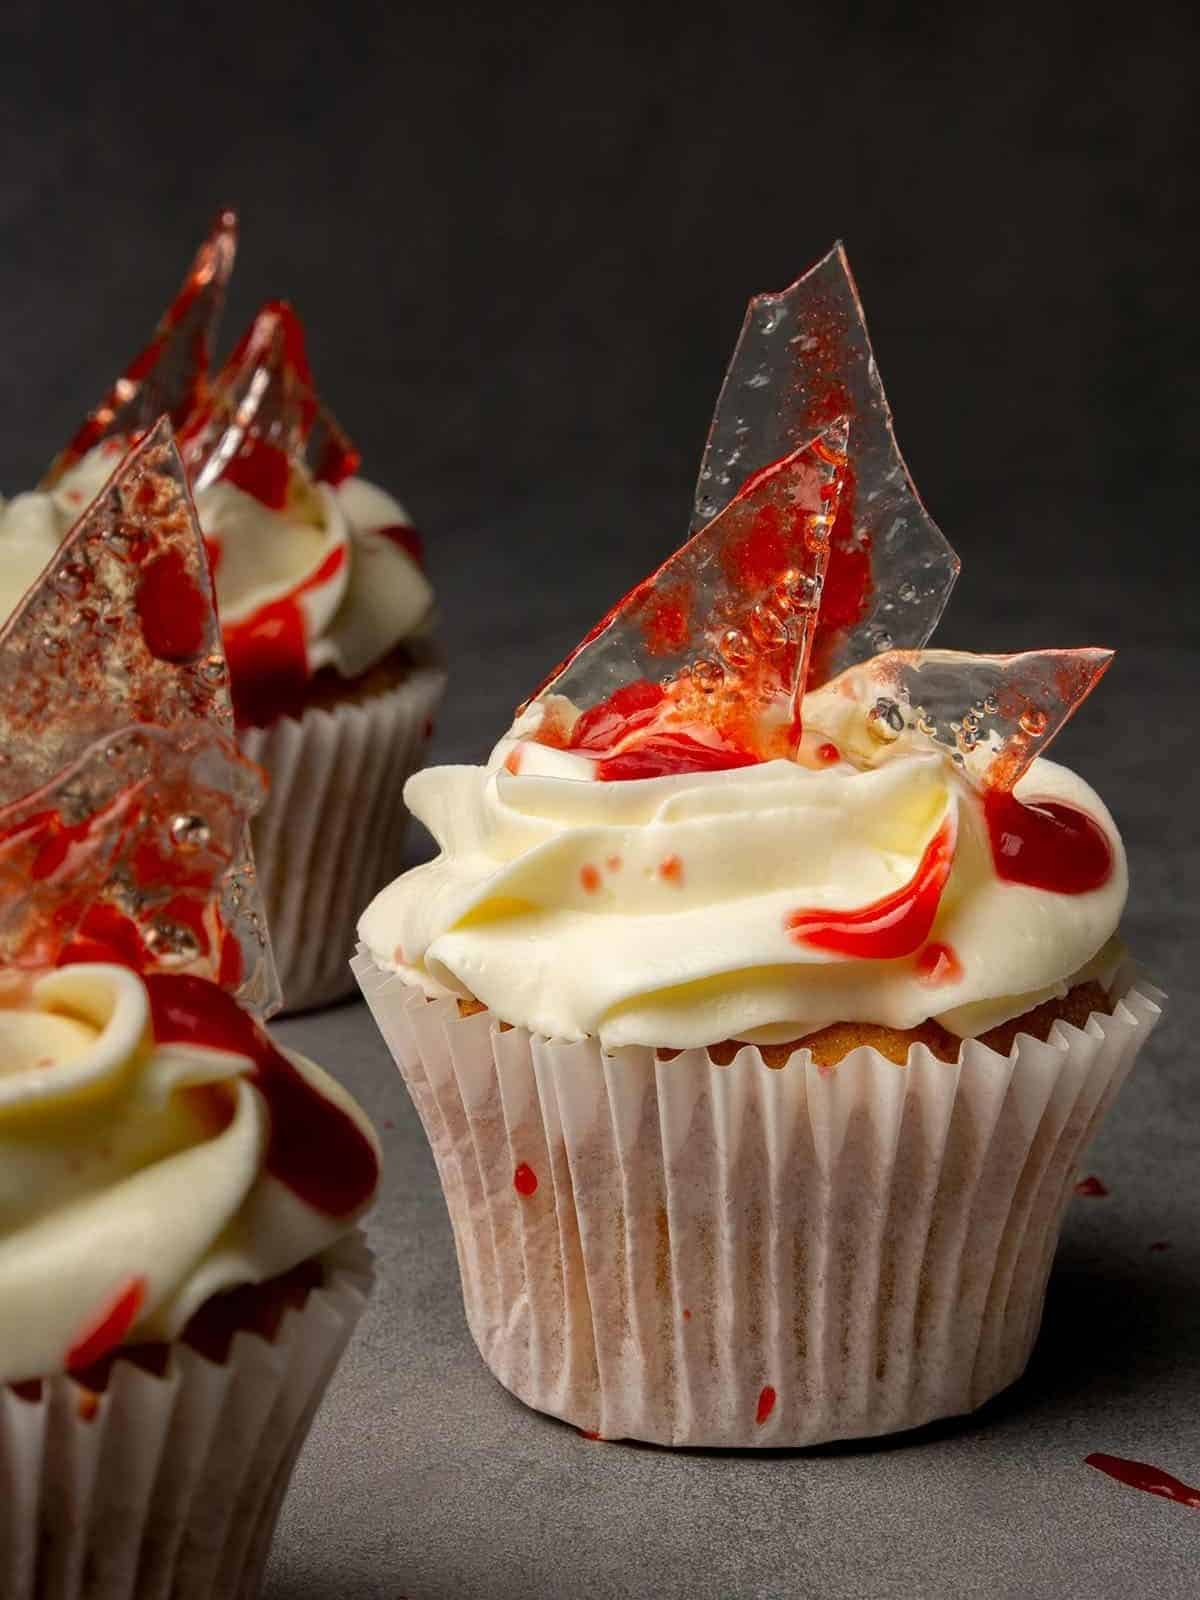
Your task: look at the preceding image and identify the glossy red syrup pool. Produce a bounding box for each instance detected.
[984,791,1112,894]
[145,974,377,1217]
[67,1276,147,1371]
[915,942,963,987]
[786,819,955,959]
[1085,1453,1200,1510]
[756,1385,777,1425]
[513,1162,539,1197]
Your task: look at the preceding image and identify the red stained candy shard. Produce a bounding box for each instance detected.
[786,816,956,959]
[66,1276,147,1372]
[529,426,848,769]
[693,243,960,685]
[43,211,238,487]
[182,300,360,507]
[0,422,279,1017]
[816,646,1115,792]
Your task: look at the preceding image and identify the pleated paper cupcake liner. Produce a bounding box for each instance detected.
[353,949,1163,1448]
[0,1231,373,1600]
[241,659,445,1014]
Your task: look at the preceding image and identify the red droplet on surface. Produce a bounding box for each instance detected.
[786,818,955,959]
[67,1276,147,1371]
[915,941,964,987]
[606,855,622,872]
[146,974,378,1216]
[375,523,425,569]
[1085,1453,1200,1510]
[579,1429,603,1441]
[1075,1175,1109,1197]
[756,1385,777,1425]
[658,854,684,885]
[817,741,840,764]
[504,748,522,776]
[984,791,1112,895]
[682,1307,692,1321]
[580,864,601,893]
[513,1162,539,1197]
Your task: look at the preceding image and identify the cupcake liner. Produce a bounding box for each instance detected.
[241,658,445,1014]
[353,949,1163,1448]
[0,1231,373,1600]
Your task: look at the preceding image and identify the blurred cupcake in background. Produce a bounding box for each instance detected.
[354,245,1163,1449]
[0,424,378,1598]
[0,212,445,1012]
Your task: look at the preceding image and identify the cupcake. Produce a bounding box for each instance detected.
[0,424,379,1596]
[0,211,444,1013]
[354,244,1163,1448]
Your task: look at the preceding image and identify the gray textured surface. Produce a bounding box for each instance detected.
[265,645,1197,1600]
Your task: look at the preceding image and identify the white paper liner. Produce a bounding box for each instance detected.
[241,658,445,1014]
[0,1230,373,1600]
[354,948,1164,1448]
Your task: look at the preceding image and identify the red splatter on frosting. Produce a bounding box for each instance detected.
[755,1385,777,1425]
[66,1276,147,1371]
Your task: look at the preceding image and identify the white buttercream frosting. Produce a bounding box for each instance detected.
[0,964,379,1384]
[0,442,433,686]
[358,695,1127,1050]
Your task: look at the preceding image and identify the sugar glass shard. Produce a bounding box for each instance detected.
[529,423,847,764]
[0,726,277,1015]
[817,647,1114,789]
[694,243,960,685]
[183,300,361,507]
[0,419,279,1016]
[42,210,238,487]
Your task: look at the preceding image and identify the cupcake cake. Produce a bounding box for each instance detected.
[0,423,379,1597]
[0,211,444,1012]
[354,244,1163,1448]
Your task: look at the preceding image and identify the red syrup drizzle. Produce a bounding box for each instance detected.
[566,681,760,782]
[144,974,378,1217]
[222,544,347,728]
[984,791,1112,895]
[785,818,955,959]
[1085,1454,1200,1510]
[66,1277,147,1371]
[756,1385,777,1425]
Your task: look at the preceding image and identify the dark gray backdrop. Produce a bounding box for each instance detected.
[3,7,1198,1597]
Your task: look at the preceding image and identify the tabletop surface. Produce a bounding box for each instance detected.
[262,641,1199,1600]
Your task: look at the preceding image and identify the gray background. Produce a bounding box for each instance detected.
[3,3,1197,1595]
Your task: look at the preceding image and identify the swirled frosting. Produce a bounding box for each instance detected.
[0,441,433,726]
[358,693,1127,1050]
[0,964,379,1384]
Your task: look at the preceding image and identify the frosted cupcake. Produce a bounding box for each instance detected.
[0,425,378,1596]
[354,246,1163,1448]
[0,212,444,1012]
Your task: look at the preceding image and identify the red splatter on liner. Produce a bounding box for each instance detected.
[513,1163,538,1197]
[756,1385,777,1425]
[67,1276,147,1372]
[1075,1175,1109,1198]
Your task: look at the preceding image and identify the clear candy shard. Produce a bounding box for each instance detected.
[42,210,238,488]
[693,242,961,686]
[0,419,280,1016]
[814,646,1114,789]
[528,422,848,764]
[183,300,361,506]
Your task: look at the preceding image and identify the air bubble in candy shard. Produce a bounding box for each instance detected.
[0,421,279,1016]
[814,647,1114,790]
[42,210,238,487]
[528,423,848,767]
[693,242,960,686]
[181,300,360,505]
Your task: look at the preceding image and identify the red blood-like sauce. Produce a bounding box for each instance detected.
[145,974,378,1217]
[1075,1175,1109,1197]
[136,547,208,663]
[786,818,955,959]
[513,1162,539,1196]
[658,854,684,885]
[596,731,758,782]
[817,742,840,765]
[756,1385,777,1425]
[915,941,963,987]
[570,681,667,752]
[984,791,1112,895]
[580,864,601,893]
[1085,1453,1200,1510]
[222,439,291,509]
[67,1276,146,1371]
[223,544,347,727]
[375,522,425,569]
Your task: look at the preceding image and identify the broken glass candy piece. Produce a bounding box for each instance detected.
[183,300,360,506]
[693,242,960,685]
[528,423,848,766]
[0,420,279,1015]
[42,210,238,488]
[808,646,1114,790]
